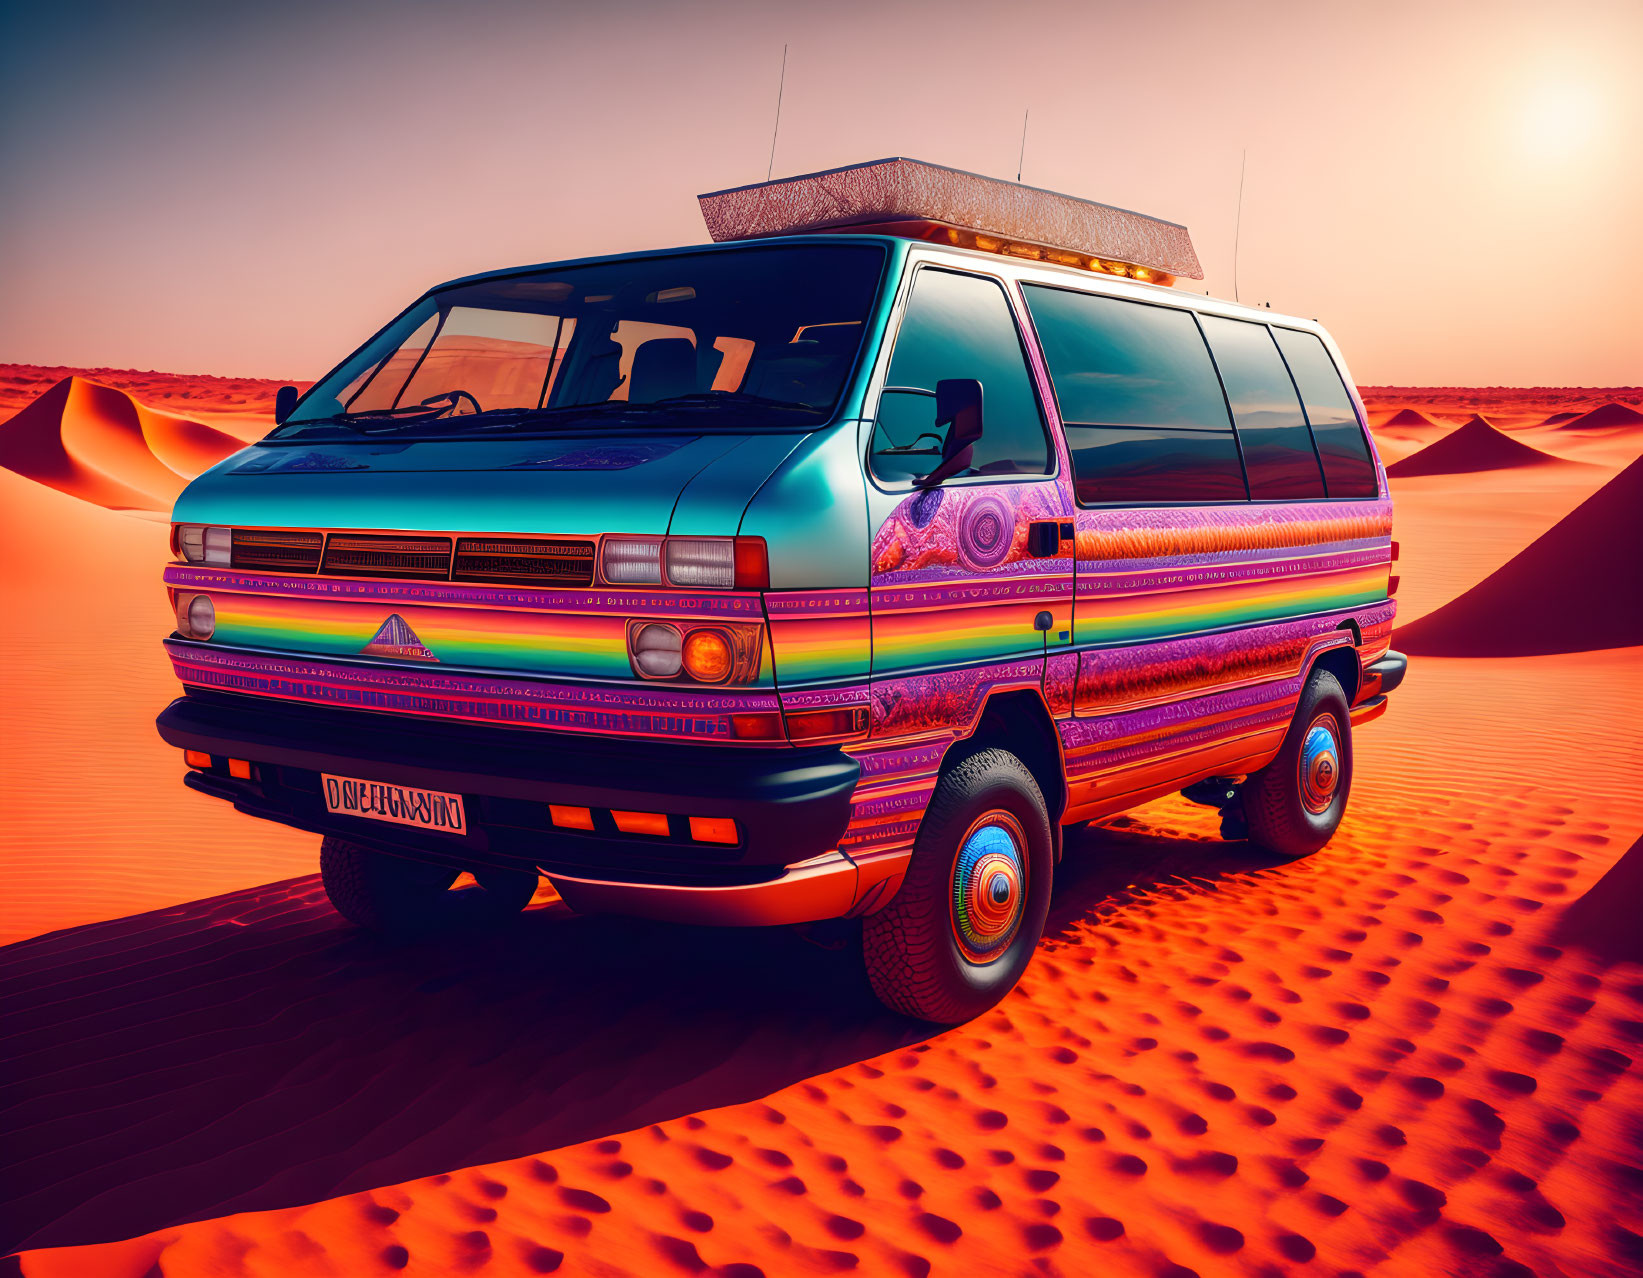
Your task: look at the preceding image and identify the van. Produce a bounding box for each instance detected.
[157,159,1406,1022]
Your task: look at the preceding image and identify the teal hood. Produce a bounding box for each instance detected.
[172,431,808,536]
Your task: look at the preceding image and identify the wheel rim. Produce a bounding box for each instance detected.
[950,810,1028,964]
[1298,712,1343,814]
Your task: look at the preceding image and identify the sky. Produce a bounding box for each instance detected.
[1,0,1640,387]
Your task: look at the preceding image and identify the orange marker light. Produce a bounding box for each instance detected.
[785,705,870,741]
[184,750,211,769]
[730,712,785,740]
[549,804,596,831]
[689,816,739,845]
[228,758,253,779]
[682,629,733,683]
[612,810,670,837]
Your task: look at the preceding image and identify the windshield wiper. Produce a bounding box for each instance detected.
[642,391,819,415]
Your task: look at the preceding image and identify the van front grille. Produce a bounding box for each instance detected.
[453,538,595,587]
[231,529,323,573]
[321,535,453,579]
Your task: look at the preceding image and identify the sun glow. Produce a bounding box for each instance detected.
[1519,78,1604,159]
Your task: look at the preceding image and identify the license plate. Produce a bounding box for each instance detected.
[322,774,467,835]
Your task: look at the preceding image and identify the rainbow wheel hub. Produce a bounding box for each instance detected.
[951,812,1027,964]
[1299,713,1342,814]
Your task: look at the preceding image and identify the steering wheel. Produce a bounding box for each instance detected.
[419,390,483,416]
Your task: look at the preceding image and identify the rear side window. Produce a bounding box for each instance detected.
[1023,286,1245,505]
[869,269,1050,484]
[1271,328,1379,499]
[1199,316,1325,500]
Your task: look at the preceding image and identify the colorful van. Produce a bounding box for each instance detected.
[157,159,1406,1022]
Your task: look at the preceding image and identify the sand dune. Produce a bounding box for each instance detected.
[1540,410,1581,426]
[1399,453,1643,656]
[0,377,245,510]
[9,644,1642,1277]
[1385,413,1577,478]
[1561,401,1643,430]
[3,373,1642,1277]
[1378,406,1440,429]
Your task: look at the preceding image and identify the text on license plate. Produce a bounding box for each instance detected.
[322,774,467,835]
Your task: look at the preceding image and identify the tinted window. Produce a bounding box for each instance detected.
[1022,286,1246,504]
[1063,427,1246,505]
[1023,286,1231,430]
[869,269,1050,483]
[1200,316,1324,500]
[1272,328,1379,499]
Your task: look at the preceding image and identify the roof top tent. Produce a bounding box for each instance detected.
[698,156,1204,287]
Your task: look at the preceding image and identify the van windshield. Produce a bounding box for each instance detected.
[274,243,885,439]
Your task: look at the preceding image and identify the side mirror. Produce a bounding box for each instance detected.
[914,378,984,488]
[273,384,300,425]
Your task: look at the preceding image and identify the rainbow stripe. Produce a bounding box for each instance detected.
[165,566,775,687]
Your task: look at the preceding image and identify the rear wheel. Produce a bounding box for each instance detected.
[320,836,537,935]
[863,748,1053,1023]
[1241,668,1353,859]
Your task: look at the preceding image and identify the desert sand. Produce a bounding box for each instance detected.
[1,373,1640,1276]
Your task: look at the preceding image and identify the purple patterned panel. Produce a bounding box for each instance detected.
[871,482,1067,583]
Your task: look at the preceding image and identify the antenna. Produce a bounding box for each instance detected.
[1232,147,1247,305]
[767,44,788,182]
[1016,109,1030,183]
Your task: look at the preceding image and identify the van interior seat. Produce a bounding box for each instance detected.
[743,327,858,405]
[628,338,699,402]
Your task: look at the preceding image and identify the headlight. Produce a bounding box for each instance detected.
[175,525,231,565]
[602,538,662,584]
[665,539,734,589]
[630,622,682,676]
[600,536,768,589]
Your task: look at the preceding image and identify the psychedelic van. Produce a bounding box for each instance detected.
[157,159,1406,1022]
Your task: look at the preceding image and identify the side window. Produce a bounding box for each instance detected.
[1022,286,1245,505]
[869,269,1050,484]
[1272,328,1380,499]
[1199,316,1325,500]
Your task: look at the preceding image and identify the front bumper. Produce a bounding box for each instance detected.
[156,691,900,924]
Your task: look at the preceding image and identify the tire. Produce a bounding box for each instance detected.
[320,836,537,936]
[1242,667,1353,859]
[863,748,1054,1023]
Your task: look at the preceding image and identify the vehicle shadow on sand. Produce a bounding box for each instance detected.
[1,820,1267,1255]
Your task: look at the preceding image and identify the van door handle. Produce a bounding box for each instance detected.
[1033,611,1054,631]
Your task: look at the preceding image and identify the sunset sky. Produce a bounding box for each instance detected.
[2,0,1639,387]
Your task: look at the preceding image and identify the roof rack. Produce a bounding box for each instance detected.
[699,157,1202,286]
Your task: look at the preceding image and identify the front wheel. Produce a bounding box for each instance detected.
[320,836,537,936]
[1241,667,1353,859]
[863,748,1053,1023]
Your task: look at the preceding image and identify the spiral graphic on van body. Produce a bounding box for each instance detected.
[958,495,1013,570]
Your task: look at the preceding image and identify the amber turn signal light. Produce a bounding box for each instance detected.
[612,810,670,837]
[184,749,211,769]
[228,758,253,779]
[689,816,739,845]
[682,629,733,683]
